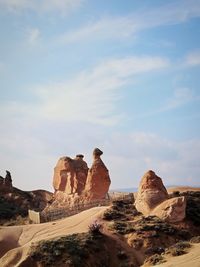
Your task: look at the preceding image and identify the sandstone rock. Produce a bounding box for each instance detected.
[73,155,89,194]
[84,148,111,201]
[151,196,186,223]
[50,148,111,211]
[53,155,88,195]
[135,170,186,223]
[135,170,168,216]
[53,157,75,194]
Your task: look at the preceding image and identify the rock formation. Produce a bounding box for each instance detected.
[0,170,13,188]
[151,196,186,223]
[53,155,88,195]
[50,148,111,209]
[135,170,168,215]
[73,154,89,194]
[84,148,111,201]
[135,170,186,223]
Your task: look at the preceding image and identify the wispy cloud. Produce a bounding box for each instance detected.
[0,0,84,15]
[27,28,40,45]
[184,51,200,67]
[0,55,169,126]
[163,88,196,111]
[32,56,169,125]
[58,0,200,44]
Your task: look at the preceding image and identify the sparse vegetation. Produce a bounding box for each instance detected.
[103,208,125,220]
[183,191,200,226]
[144,254,166,265]
[30,233,104,267]
[190,236,200,243]
[88,220,102,235]
[165,241,191,257]
[112,221,135,234]
[0,196,26,220]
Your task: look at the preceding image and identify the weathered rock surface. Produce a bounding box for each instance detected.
[135,170,168,216]
[50,148,111,210]
[53,155,88,195]
[84,148,111,201]
[135,170,186,223]
[73,155,89,195]
[150,196,186,223]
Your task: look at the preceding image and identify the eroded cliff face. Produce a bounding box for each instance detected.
[50,148,111,209]
[135,170,186,223]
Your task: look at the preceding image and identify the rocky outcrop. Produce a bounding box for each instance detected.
[0,171,13,188]
[135,170,186,223]
[53,155,88,195]
[4,170,12,187]
[151,196,186,223]
[73,155,89,195]
[84,148,111,201]
[135,170,168,216]
[50,148,111,209]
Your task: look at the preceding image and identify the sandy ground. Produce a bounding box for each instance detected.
[167,186,200,194]
[0,206,108,267]
[156,244,200,267]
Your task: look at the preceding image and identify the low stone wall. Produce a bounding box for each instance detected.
[28,193,134,224]
[28,209,40,224]
[40,199,110,223]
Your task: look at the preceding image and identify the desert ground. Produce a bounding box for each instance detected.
[0,206,108,266]
[1,185,200,267]
[155,243,200,267]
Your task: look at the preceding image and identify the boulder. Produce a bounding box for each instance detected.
[84,148,111,201]
[150,196,186,223]
[135,170,168,216]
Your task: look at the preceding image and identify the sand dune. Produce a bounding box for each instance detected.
[0,206,108,267]
[156,244,200,267]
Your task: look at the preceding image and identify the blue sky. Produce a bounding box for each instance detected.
[0,0,200,191]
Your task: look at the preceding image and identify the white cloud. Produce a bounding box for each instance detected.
[0,55,169,129]
[0,0,84,14]
[27,28,40,45]
[184,51,200,67]
[58,0,200,44]
[30,56,169,125]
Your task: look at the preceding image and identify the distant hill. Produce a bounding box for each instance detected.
[110,185,200,194]
[110,187,138,193]
[0,185,53,224]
